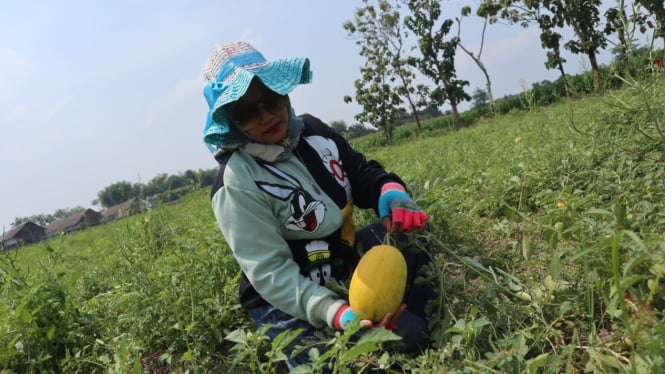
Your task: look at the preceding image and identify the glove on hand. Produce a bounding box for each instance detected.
[333,304,371,330]
[378,182,429,232]
[333,303,407,330]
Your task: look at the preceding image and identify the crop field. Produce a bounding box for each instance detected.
[2,75,664,373]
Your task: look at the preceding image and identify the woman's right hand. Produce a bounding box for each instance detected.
[333,304,372,330]
[333,303,407,331]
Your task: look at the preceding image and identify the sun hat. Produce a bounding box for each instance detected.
[202,41,313,151]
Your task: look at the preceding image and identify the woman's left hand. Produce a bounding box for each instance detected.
[378,182,428,233]
[373,303,407,330]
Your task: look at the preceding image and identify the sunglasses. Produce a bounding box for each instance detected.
[231,90,289,127]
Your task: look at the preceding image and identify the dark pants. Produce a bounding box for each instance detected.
[247,222,439,371]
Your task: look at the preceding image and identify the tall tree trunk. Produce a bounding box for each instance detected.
[382,122,393,145]
[456,16,497,115]
[564,2,603,93]
[481,65,497,115]
[451,104,462,130]
[444,79,463,130]
[616,2,633,81]
[587,51,602,93]
[396,69,423,135]
[459,45,496,115]
[557,59,572,98]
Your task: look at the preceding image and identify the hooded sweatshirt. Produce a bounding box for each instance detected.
[210,114,403,328]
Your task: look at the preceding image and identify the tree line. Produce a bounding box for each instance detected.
[13,43,661,229]
[92,168,218,209]
[342,0,664,144]
[11,0,664,228]
[11,168,218,227]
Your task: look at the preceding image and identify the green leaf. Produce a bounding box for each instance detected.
[224,329,247,344]
[468,317,491,330]
[46,325,56,340]
[521,234,532,260]
[559,301,572,315]
[527,353,550,373]
[179,350,193,362]
[356,328,402,344]
[272,328,303,351]
[584,208,611,215]
[133,353,142,374]
[548,253,562,281]
[622,230,647,252]
[341,342,380,362]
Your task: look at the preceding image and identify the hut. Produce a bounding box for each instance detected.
[45,209,102,238]
[1,222,46,250]
[101,197,143,222]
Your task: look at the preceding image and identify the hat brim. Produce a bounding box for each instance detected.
[203,57,311,150]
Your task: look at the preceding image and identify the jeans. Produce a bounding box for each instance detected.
[247,221,439,372]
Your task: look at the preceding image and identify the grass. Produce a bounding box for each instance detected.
[2,73,664,373]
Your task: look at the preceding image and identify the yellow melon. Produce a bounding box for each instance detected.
[349,244,407,323]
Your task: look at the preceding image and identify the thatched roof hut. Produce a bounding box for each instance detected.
[1,221,46,250]
[45,209,102,238]
[101,197,143,222]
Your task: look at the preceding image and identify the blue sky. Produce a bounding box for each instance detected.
[0,0,624,230]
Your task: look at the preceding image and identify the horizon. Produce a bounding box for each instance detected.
[1,0,640,230]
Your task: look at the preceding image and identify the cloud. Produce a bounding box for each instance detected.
[0,48,31,101]
[143,76,201,128]
[1,95,74,129]
[485,27,541,66]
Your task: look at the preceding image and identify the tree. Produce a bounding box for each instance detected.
[143,173,168,199]
[555,0,607,93]
[471,87,489,109]
[404,0,471,130]
[329,120,348,136]
[478,1,571,96]
[636,0,665,54]
[540,15,572,97]
[343,0,423,144]
[96,181,138,208]
[12,213,50,227]
[347,124,376,139]
[12,206,86,227]
[479,0,605,94]
[456,6,498,114]
[605,1,642,81]
[196,168,217,187]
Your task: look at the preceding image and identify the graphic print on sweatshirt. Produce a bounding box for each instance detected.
[255,162,327,233]
[304,240,332,284]
[304,136,351,200]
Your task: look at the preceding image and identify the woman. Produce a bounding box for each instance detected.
[202,41,438,371]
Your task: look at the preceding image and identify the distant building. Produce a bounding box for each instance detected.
[101,197,144,222]
[45,209,102,238]
[1,222,46,250]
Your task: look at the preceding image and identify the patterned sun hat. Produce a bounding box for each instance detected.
[202,41,313,150]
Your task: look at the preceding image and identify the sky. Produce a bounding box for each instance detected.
[0,0,625,231]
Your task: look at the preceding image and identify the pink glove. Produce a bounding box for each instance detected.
[333,303,407,330]
[333,304,370,330]
[378,182,428,233]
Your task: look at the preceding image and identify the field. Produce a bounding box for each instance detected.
[2,75,664,373]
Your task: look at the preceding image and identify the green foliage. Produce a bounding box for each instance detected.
[12,206,86,227]
[224,326,299,373]
[343,0,412,145]
[2,71,665,372]
[291,322,402,374]
[404,0,471,130]
[471,87,489,110]
[329,120,348,137]
[96,169,217,208]
[1,190,246,372]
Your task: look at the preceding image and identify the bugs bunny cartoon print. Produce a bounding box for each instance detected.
[255,162,327,233]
